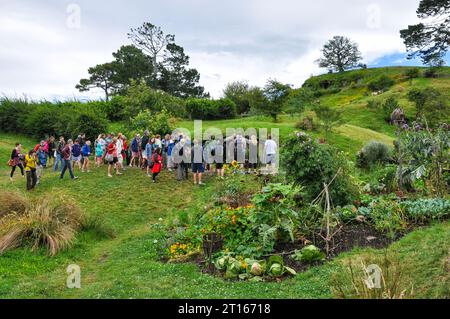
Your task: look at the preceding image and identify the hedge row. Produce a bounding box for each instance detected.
[0,98,108,141]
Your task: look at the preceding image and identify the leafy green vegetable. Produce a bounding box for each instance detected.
[291,245,326,264]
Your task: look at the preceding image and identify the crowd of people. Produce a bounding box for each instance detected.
[8,130,278,191]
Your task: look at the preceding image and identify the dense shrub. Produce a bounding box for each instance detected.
[129,108,173,136]
[0,98,109,141]
[121,80,186,118]
[382,97,401,122]
[366,99,380,109]
[424,67,438,78]
[98,97,127,122]
[356,141,392,169]
[404,68,420,81]
[367,75,395,92]
[0,97,32,132]
[282,132,358,206]
[185,97,237,120]
[295,116,316,131]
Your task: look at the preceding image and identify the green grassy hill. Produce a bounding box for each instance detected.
[0,66,449,299]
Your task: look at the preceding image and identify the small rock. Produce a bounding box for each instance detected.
[366,236,377,242]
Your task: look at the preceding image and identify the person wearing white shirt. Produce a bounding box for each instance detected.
[264,135,277,175]
[116,133,124,171]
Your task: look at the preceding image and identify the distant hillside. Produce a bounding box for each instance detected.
[300,66,450,138]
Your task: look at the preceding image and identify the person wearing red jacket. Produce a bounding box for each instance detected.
[151,148,163,183]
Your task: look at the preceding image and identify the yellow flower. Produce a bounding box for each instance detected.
[231,160,239,168]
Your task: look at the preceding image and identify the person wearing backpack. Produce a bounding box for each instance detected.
[9,143,24,182]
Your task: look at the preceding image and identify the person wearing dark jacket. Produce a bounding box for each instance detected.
[129,134,140,168]
[60,139,77,180]
[140,131,150,168]
[9,143,24,181]
[53,136,65,172]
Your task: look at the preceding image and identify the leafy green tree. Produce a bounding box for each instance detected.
[316,36,363,73]
[128,22,175,81]
[258,79,291,121]
[400,0,450,65]
[76,46,154,99]
[128,22,206,98]
[223,81,252,114]
[112,45,154,91]
[382,97,401,122]
[130,108,173,136]
[247,87,269,115]
[313,104,345,138]
[407,87,449,126]
[122,80,186,118]
[76,63,118,101]
[158,43,207,98]
[284,88,315,117]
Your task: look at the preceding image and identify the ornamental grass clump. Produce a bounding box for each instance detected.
[0,191,28,219]
[0,191,84,256]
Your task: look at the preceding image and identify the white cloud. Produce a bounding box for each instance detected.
[0,0,424,99]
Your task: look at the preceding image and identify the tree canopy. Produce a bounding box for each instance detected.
[316,36,363,73]
[400,0,450,65]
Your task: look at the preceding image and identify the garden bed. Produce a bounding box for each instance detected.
[194,223,404,279]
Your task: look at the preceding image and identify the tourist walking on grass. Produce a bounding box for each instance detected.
[192,139,205,185]
[36,145,47,184]
[129,134,140,168]
[95,135,104,167]
[151,148,163,183]
[106,138,121,177]
[162,134,170,169]
[25,150,38,191]
[176,138,189,181]
[116,133,124,172]
[61,139,77,180]
[140,131,150,168]
[81,141,91,173]
[71,139,82,171]
[54,136,65,172]
[264,135,277,175]
[47,136,56,166]
[248,135,258,174]
[167,138,175,172]
[9,143,24,181]
[145,138,153,177]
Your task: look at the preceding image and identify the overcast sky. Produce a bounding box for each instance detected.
[0,0,444,100]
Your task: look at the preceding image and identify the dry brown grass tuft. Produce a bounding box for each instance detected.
[0,191,85,256]
[0,191,28,219]
[330,252,414,299]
